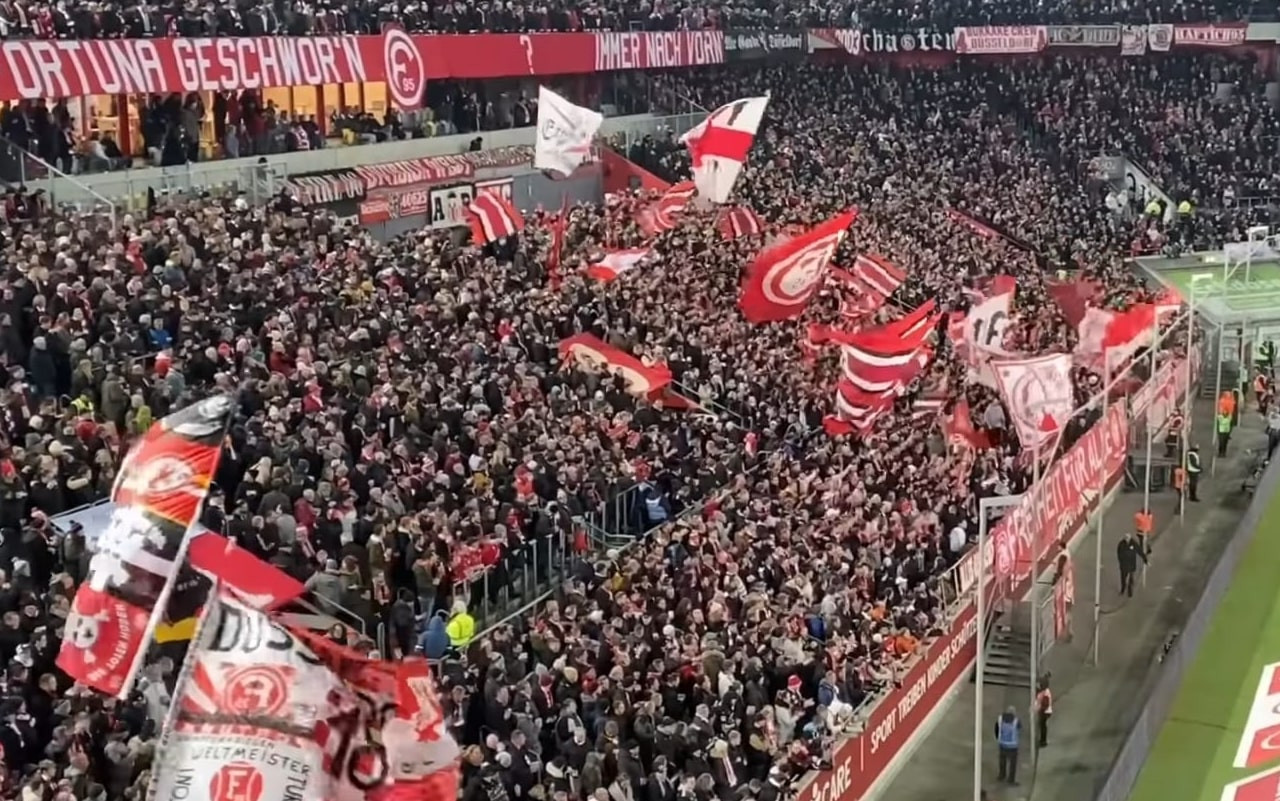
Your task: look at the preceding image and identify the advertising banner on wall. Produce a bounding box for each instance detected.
[723,30,805,60]
[1174,23,1248,47]
[1046,25,1121,47]
[427,184,475,230]
[807,28,955,54]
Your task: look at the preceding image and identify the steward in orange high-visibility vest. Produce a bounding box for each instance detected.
[1135,509,1154,554]
[1219,390,1236,418]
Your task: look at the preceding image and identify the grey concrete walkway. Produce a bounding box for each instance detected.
[874,396,1267,801]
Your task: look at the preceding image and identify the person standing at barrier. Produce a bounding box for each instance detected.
[994,706,1021,784]
[1268,406,1280,457]
[1117,530,1147,597]
[1134,507,1154,554]
[1256,369,1272,417]
[1035,676,1053,749]
[1186,445,1202,502]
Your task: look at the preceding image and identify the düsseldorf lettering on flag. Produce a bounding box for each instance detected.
[467,192,525,244]
[852,253,906,299]
[680,95,769,203]
[586,248,651,282]
[636,181,696,236]
[992,353,1075,451]
[558,333,674,396]
[533,85,604,177]
[738,208,858,323]
[58,395,234,698]
[717,205,764,239]
[150,594,459,801]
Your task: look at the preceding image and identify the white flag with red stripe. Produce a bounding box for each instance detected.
[467,193,525,244]
[717,205,764,239]
[992,353,1075,451]
[585,248,651,282]
[681,96,769,203]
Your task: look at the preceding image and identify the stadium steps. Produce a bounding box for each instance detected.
[981,627,1034,689]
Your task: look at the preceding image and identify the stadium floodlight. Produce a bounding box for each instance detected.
[973,493,1024,801]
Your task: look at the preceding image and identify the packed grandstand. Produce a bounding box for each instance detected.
[0,8,1266,801]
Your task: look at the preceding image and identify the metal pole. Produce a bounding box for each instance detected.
[974,507,988,801]
[1029,578,1039,766]
[1093,349,1111,667]
[1180,285,1197,524]
[1212,319,1225,476]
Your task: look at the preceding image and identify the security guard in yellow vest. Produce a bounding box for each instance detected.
[1186,445,1202,502]
[1217,411,1234,458]
[445,600,475,650]
[1177,199,1193,216]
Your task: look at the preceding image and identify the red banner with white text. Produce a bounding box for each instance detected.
[0,28,728,101]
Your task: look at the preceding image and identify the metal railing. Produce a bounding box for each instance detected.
[0,133,119,232]
[463,526,583,633]
[77,159,289,211]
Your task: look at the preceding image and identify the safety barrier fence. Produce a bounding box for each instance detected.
[1092,455,1280,801]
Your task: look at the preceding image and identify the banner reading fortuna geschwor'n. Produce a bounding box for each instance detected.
[150,594,460,801]
[57,395,235,698]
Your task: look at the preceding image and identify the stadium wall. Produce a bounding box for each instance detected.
[1091,455,1280,801]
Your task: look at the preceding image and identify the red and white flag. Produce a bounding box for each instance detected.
[467,193,525,244]
[636,181,697,236]
[738,208,858,323]
[153,594,460,801]
[717,205,764,239]
[585,248,651,282]
[558,333,674,397]
[840,325,933,394]
[992,353,1075,451]
[681,96,770,203]
[883,299,938,340]
[852,253,907,299]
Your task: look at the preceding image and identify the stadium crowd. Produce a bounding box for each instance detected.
[0,46,1252,801]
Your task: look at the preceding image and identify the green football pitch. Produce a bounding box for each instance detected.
[1128,481,1280,801]
[1160,262,1280,314]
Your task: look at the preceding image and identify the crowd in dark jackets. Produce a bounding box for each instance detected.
[0,51,1253,801]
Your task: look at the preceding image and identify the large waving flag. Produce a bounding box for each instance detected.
[681,96,769,203]
[636,181,696,236]
[992,353,1075,451]
[824,380,897,437]
[739,208,858,323]
[852,253,907,299]
[586,248,651,282]
[467,193,525,244]
[534,86,604,176]
[58,395,235,697]
[717,205,764,239]
[558,333,673,396]
[151,594,459,801]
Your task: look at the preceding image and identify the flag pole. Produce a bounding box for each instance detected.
[1141,309,1159,590]
[1180,286,1197,525]
[144,584,222,801]
[1211,317,1225,476]
[1094,348,1110,667]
